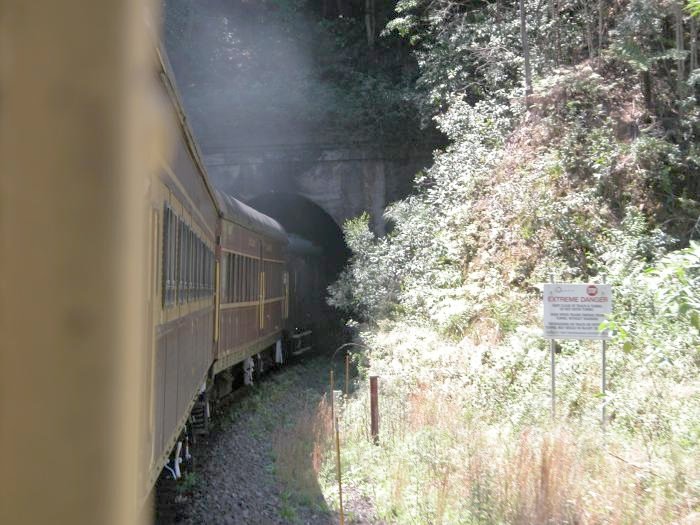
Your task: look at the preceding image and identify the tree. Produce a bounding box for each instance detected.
[690,0,699,71]
[691,16,698,72]
[689,0,700,17]
[365,0,376,50]
[675,0,686,91]
[520,0,533,103]
[549,0,561,66]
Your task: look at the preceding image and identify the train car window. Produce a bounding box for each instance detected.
[264,262,271,298]
[175,220,180,304]
[191,233,197,301]
[254,259,260,301]
[208,247,212,295]
[195,238,200,300]
[189,229,194,302]
[183,223,189,303]
[190,230,195,301]
[221,251,227,303]
[249,257,253,302]
[187,229,192,302]
[169,210,177,306]
[229,254,235,303]
[234,254,239,302]
[239,255,243,302]
[198,239,203,299]
[204,246,209,297]
[174,219,178,304]
[224,253,229,303]
[255,258,259,301]
[275,263,282,297]
[226,253,231,303]
[254,258,259,302]
[201,241,205,298]
[241,256,247,303]
[199,238,203,299]
[239,255,245,302]
[231,253,237,303]
[187,226,194,302]
[237,255,243,303]
[230,253,236,303]
[244,256,248,302]
[175,219,180,305]
[162,205,171,307]
[228,253,233,302]
[209,249,213,296]
[201,241,206,298]
[264,261,282,299]
[249,257,254,302]
[195,236,199,298]
[177,220,183,304]
[184,227,190,303]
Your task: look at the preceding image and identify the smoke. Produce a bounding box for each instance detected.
[163,0,349,273]
[163,0,322,150]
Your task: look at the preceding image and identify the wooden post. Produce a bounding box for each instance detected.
[335,416,345,525]
[345,353,350,398]
[370,376,379,444]
[330,370,335,428]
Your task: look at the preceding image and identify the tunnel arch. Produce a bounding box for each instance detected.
[246,192,349,281]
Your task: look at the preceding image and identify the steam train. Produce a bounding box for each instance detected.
[143,50,324,498]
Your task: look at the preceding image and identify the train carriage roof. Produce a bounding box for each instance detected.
[215,189,288,243]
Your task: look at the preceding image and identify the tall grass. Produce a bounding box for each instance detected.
[335,381,697,524]
[271,396,333,504]
[310,316,700,524]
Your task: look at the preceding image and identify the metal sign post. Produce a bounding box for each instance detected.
[601,275,607,431]
[542,275,613,428]
[549,273,556,419]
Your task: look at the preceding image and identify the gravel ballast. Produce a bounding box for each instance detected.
[156,352,377,525]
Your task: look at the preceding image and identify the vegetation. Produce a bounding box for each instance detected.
[162,0,436,146]
[323,0,700,523]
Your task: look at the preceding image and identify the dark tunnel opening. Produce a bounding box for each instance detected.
[246,192,350,287]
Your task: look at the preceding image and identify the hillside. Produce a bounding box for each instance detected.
[320,1,700,523]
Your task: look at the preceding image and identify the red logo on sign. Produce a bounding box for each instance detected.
[587,285,598,296]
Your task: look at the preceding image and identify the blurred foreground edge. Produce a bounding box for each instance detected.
[1,2,159,524]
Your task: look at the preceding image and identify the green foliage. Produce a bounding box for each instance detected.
[175,471,199,495]
[326,1,700,520]
[688,0,700,17]
[163,0,431,145]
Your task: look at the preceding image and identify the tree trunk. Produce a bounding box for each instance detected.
[496,0,503,34]
[675,0,686,90]
[583,1,595,59]
[520,0,533,105]
[641,70,653,111]
[691,16,698,73]
[598,0,607,53]
[549,0,561,67]
[365,0,376,50]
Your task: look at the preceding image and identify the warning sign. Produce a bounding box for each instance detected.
[543,283,612,340]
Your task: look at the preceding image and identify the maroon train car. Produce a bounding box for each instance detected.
[142,48,302,500]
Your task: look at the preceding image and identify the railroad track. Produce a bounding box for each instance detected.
[153,345,326,524]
